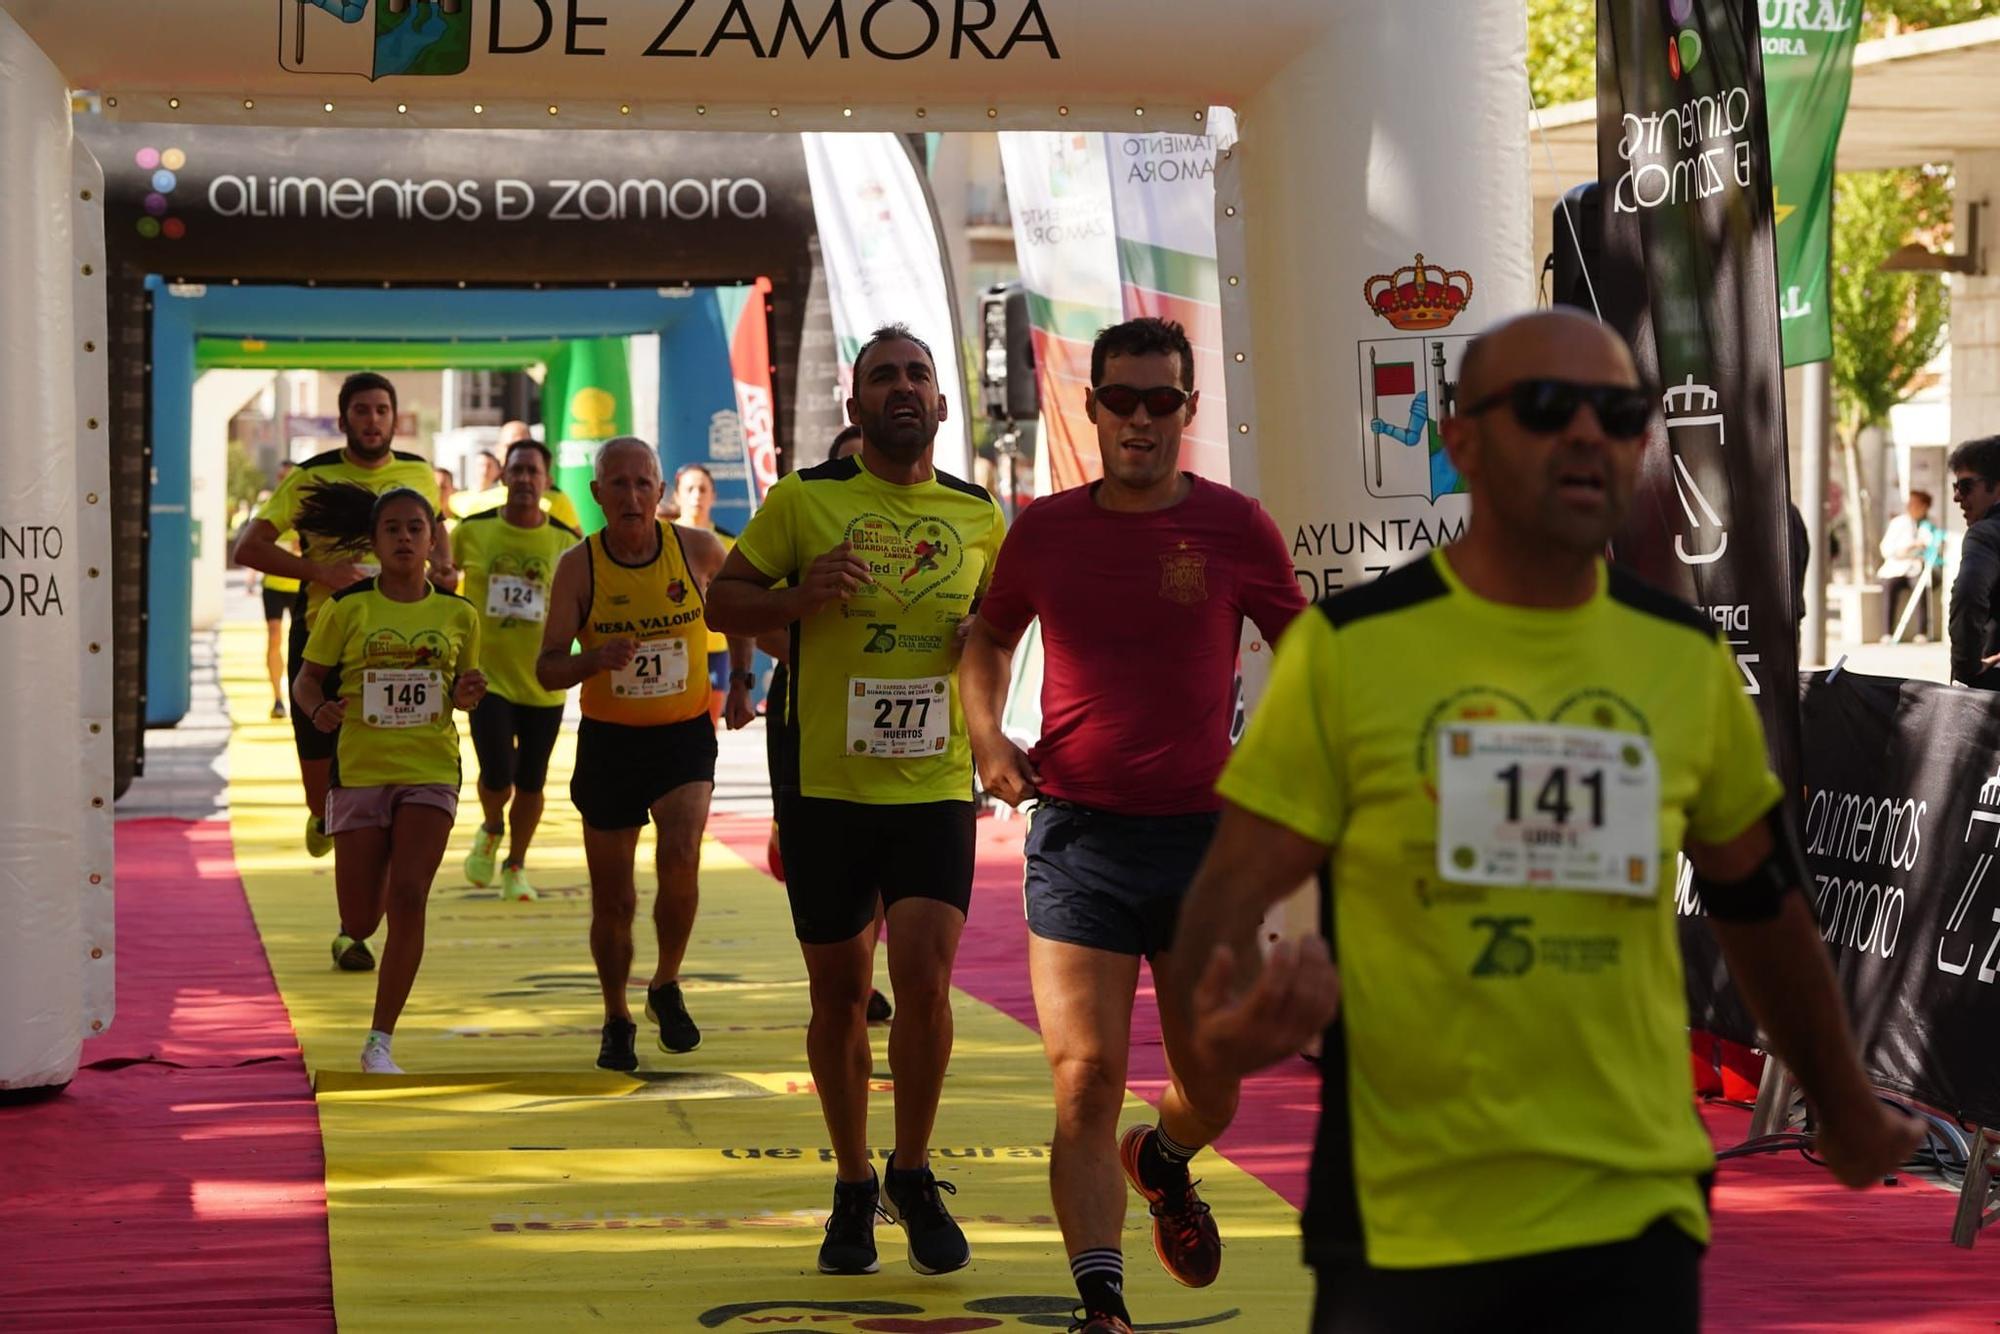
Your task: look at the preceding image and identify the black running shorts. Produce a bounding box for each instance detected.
[287,607,338,764]
[1023,799,1219,959]
[469,692,566,795]
[261,585,294,622]
[1310,1216,1702,1333]
[777,793,975,945]
[570,713,717,831]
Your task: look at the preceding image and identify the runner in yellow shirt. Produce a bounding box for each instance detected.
[291,481,485,1076]
[536,438,753,1073]
[453,438,581,902]
[709,324,1004,1280]
[233,373,447,858]
[673,463,745,723]
[1170,310,1920,1331]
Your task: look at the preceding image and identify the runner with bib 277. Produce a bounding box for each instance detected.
[708,322,1005,1282]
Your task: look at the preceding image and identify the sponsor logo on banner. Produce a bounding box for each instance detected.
[280,0,474,80]
[131,145,191,241]
[1357,255,1473,504]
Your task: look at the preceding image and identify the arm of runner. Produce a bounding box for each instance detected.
[753,630,790,664]
[451,668,487,711]
[535,542,631,691]
[1172,804,1339,1085]
[291,659,345,731]
[235,516,359,589]
[960,616,1039,807]
[682,525,759,731]
[704,543,872,636]
[1689,822,1923,1189]
[427,512,458,593]
[1241,499,1310,645]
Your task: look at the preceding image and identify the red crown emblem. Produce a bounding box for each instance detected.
[1363,253,1474,331]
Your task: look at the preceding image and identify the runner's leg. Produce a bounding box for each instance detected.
[583,823,643,1021]
[884,896,965,1171]
[802,928,877,1182]
[369,802,454,1035]
[1032,936,1142,1258]
[646,780,712,986]
[333,823,391,941]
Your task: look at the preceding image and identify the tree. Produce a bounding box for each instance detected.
[1829,165,1952,584]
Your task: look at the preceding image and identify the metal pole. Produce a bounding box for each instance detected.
[1801,359,1831,667]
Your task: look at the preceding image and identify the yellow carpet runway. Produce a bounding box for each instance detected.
[218,621,1311,1329]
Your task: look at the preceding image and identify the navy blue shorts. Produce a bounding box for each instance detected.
[1023,799,1220,959]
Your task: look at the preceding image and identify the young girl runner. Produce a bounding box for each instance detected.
[292,484,485,1074]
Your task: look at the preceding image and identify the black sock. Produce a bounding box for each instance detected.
[1140,1124,1197,1190]
[1071,1248,1128,1319]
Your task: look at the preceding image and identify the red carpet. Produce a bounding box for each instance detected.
[711,809,1998,1330]
[0,819,333,1331]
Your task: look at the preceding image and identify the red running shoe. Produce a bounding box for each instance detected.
[1119,1124,1221,1287]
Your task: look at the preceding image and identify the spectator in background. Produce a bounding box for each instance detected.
[1948,437,2000,688]
[1878,490,1938,644]
[434,466,457,528]
[476,448,505,491]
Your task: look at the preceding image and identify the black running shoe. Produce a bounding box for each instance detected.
[818,1173,885,1275]
[883,1162,970,1275]
[866,988,893,1024]
[644,981,701,1053]
[596,1019,638,1072]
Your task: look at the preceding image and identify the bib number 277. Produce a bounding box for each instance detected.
[847,676,950,758]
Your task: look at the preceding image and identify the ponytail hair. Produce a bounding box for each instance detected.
[294,482,435,555]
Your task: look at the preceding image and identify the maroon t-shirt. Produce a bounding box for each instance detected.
[978,475,1307,816]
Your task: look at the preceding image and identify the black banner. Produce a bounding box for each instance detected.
[1689,671,2000,1128]
[1597,2,1799,1043]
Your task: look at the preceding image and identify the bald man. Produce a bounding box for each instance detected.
[1170,310,1919,1331]
[537,437,749,1072]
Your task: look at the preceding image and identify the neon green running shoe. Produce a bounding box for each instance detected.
[500,863,538,902]
[463,824,503,887]
[305,813,333,859]
[331,932,374,972]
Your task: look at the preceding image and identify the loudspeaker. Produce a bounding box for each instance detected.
[980,281,1039,422]
[1550,181,1603,313]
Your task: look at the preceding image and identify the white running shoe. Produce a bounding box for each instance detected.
[360,1038,404,1075]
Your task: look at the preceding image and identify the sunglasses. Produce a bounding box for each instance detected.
[1953,477,1987,498]
[1465,379,1654,439]
[1093,383,1191,418]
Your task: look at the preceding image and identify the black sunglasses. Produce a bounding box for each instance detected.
[1465,379,1654,439]
[1093,383,1191,418]
[1953,477,1987,497]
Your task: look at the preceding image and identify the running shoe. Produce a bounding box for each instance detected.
[596,1018,638,1072]
[305,813,333,859]
[1067,1312,1136,1334]
[866,988,893,1024]
[818,1172,885,1275]
[644,982,701,1053]
[360,1036,403,1075]
[331,932,375,972]
[463,824,502,887]
[270,699,286,719]
[882,1163,970,1275]
[1119,1125,1221,1287]
[500,863,537,902]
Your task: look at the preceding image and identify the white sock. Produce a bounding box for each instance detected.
[366,1029,393,1050]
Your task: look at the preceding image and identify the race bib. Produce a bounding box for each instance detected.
[846,676,950,758]
[485,574,546,623]
[1435,724,1659,896]
[362,669,444,729]
[611,637,688,699]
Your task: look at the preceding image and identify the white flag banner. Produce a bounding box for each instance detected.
[801,132,969,479]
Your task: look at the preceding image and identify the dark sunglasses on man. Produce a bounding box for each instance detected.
[1464,378,1655,439]
[1952,477,1987,498]
[1093,383,1191,418]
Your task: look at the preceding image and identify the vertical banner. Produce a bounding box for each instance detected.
[801,133,970,479]
[1763,0,1859,367]
[547,337,633,536]
[1107,109,1237,483]
[1598,0,1800,1042]
[657,293,752,538]
[720,277,780,508]
[997,131,1124,493]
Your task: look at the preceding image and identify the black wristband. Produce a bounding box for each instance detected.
[729,671,756,687]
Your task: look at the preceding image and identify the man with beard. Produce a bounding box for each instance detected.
[1170,311,1920,1332]
[708,325,1004,1281]
[536,438,751,1071]
[236,372,447,867]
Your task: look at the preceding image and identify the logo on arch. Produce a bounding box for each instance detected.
[1664,0,1702,78]
[280,1,474,81]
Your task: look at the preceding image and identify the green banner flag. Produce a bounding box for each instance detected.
[546,338,633,535]
[1762,0,1861,368]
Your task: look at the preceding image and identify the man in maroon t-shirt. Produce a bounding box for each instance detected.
[961,317,1305,1332]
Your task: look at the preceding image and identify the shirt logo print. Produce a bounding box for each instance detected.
[1159,541,1208,605]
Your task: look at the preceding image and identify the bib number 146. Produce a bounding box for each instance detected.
[1435,723,1659,895]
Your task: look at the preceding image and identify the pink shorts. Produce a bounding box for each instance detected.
[324,783,459,835]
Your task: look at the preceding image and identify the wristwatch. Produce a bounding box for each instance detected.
[729,671,756,688]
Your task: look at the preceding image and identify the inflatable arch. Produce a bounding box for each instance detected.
[0,0,1532,1093]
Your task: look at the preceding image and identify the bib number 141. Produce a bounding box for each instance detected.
[1435,723,1659,895]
